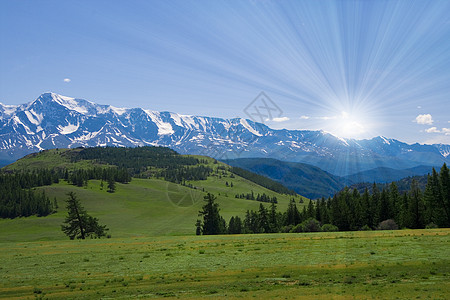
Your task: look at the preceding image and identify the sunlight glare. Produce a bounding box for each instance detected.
[334,111,366,139]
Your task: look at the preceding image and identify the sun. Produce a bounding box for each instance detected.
[334,111,366,139]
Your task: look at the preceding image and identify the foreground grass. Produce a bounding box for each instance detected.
[1,229,449,299]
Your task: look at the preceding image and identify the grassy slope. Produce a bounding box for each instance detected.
[0,171,305,242]
[2,148,96,171]
[0,229,448,299]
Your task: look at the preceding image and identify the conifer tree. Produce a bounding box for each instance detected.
[107,178,116,193]
[195,219,202,235]
[258,203,270,233]
[61,192,109,239]
[198,193,224,235]
[268,201,279,232]
[439,163,450,226]
[285,199,300,226]
[408,179,425,229]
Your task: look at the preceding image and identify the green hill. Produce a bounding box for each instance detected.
[0,147,307,242]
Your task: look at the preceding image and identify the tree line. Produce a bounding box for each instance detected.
[0,171,56,218]
[67,167,131,187]
[72,146,198,174]
[234,191,278,203]
[196,164,450,235]
[0,165,131,218]
[159,165,213,184]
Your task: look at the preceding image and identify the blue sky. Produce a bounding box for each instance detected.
[1,0,450,144]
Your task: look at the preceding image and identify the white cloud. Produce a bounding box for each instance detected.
[425,127,440,133]
[272,117,290,122]
[443,128,450,135]
[318,116,336,120]
[63,78,71,83]
[417,106,422,109]
[414,114,433,125]
[298,115,338,121]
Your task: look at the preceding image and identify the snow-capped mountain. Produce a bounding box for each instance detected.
[0,92,448,176]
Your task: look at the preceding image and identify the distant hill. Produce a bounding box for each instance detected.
[223,158,439,199]
[223,158,348,199]
[344,165,436,184]
[347,174,429,195]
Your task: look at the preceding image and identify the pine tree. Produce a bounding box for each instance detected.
[439,163,450,226]
[408,179,425,229]
[361,188,370,227]
[198,193,224,235]
[378,188,391,222]
[228,216,242,234]
[306,200,315,219]
[61,192,109,239]
[195,219,202,235]
[389,182,400,222]
[352,189,364,230]
[285,199,300,226]
[268,201,279,233]
[107,178,116,193]
[258,203,270,233]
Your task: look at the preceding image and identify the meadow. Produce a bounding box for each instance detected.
[1,229,449,299]
[1,151,449,299]
[0,174,302,242]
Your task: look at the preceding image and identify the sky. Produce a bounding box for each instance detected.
[1,0,450,144]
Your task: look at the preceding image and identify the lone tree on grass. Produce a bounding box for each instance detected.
[61,192,109,239]
[198,193,226,235]
[107,178,116,193]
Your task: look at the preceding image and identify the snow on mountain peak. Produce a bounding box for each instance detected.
[0,102,18,117]
[50,93,89,114]
[0,92,449,174]
[380,136,391,145]
[240,118,262,136]
[144,110,174,135]
[109,106,128,116]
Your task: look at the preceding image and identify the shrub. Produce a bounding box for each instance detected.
[321,224,338,232]
[290,224,303,233]
[377,219,398,230]
[360,224,372,231]
[425,222,438,229]
[301,218,321,232]
[281,225,293,233]
[290,218,322,233]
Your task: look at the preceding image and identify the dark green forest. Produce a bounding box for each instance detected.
[0,170,57,218]
[198,163,450,235]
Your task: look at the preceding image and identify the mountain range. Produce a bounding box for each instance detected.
[1,93,449,177]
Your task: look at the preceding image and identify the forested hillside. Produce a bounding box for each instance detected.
[196,163,450,235]
[0,147,299,221]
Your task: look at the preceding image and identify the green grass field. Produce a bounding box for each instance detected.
[1,229,448,299]
[0,173,304,242]
[2,149,449,299]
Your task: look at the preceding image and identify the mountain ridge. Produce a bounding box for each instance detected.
[0,92,448,176]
